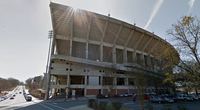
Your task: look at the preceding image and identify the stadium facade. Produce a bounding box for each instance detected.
[46,2,179,98]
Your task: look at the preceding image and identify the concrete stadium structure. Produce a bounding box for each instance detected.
[47,2,179,98]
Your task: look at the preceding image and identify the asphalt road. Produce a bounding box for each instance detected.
[0,86,88,110]
[124,101,200,110]
[2,87,200,110]
[0,86,42,110]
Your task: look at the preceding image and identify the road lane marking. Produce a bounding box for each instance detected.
[45,103,66,110]
[38,103,55,110]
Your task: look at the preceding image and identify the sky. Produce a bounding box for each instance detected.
[0,0,199,82]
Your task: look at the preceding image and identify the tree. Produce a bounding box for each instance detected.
[0,77,20,91]
[168,16,200,93]
[25,75,44,90]
[7,78,20,87]
[25,78,32,89]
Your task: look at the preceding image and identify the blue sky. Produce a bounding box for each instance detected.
[0,0,199,81]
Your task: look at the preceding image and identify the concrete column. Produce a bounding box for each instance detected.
[65,73,70,99]
[84,75,87,96]
[69,14,74,56]
[69,39,72,56]
[123,49,127,63]
[142,54,145,66]
[67,73,70,87]
[85,75,88,85]
[127,78,130,94]
[113,77,117,94]
[100,76,103,94]
[86,43,88,59]
[113,77,117,85]
[125,78,128,86]
[100,44,103,62]
[133,51,136,63]
[113,46,116,64]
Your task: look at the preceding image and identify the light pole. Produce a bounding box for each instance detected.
[45,30,53,100]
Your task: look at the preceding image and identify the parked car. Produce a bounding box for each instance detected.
[175,94,185,101]
[189,94,199,100]
[162,96,174,103]
[96,94,107,99]
[150,96,162,103]
[184,95,194,101]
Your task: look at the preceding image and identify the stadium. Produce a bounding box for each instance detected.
[47,2,179,98]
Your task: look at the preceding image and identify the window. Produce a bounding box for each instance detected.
[103,46,113,63]
[70,76,85,84]
[72,41,86,58]
[88,44,100,61]
[136,53,142,65]
[128,78,135,86]
[88,76,99,86]
[144,55,148,66]
[127,51,133,63]
[117,78,125,85]
[116,49,123,64]
[103,77,113,85]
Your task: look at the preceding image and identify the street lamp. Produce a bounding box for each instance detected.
[45,30,53,100]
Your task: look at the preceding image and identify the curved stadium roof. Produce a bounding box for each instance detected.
[50,2,179,67]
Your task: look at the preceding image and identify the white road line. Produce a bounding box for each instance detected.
[124,102,137,105]
[45,103,66,110]
[38,103,55,110]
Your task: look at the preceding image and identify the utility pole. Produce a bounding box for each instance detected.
[45,30,53,100]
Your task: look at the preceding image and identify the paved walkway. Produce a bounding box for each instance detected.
[43,97,93,110]
[47,97,89,102]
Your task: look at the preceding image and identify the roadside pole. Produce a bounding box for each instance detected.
[45,30,53,100]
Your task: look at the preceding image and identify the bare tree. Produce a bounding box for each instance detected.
[168,16,200,93]
[0,77,20,91]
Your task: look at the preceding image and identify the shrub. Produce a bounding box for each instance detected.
[120,106,130,110]
[112,102,122,110]
[162,105,172,110]
[144,103,153,110]
[106,103,115,110]
[88,99,97,109]
[97,101,107,110]
[177,105,187,110]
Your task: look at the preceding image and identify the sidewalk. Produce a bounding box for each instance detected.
[46,97,89,103]
[44,97,93,110]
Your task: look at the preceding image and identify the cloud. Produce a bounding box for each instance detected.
[144,0,164,29]
[187,0,196,14]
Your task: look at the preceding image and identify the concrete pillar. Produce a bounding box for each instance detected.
[142,54,145,66]
[133,51,136,63]
[113,77,117,94]
[67,73,70,87]
[123,49,127,63]
[65,73,70,99]
[69,13,74,56]
[84,75,87,96]
[113,77,117,85]
[100,76,103,94]
[113,46,116,64]
[100,44,103,62]
[86,43,88,59]
[69,40,72,56]
[125,78,128,86]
